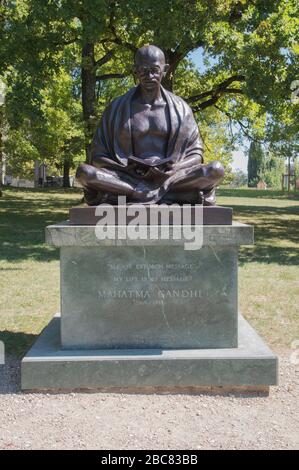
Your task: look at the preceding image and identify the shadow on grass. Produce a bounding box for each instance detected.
[239,246,299,266]
[1,185,82,196]
[233,204,299,235]
[0,191,81,262]
[0,329,36,393]
[218,188,299,200]
[1,188,298,266]
[231,204,299,215]
[0,330,37,358]
[231,203,299,266]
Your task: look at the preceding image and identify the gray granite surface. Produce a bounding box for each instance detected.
[21,314,278,390]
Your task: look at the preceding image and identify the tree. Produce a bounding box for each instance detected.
[0,79,8,194]
[230,169,248,188]
[4,67,84,185]
[262,152,285,189]
[1,0,298,172]
[0,0,132,161]
[39,68,85,186]
[247,141,265,187]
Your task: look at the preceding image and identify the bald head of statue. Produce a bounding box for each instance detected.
[133,45,169,91]
[135,45,166,65]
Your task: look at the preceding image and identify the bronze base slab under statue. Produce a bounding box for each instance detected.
[69,204,233,226]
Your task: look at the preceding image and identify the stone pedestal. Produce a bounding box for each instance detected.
[21,213,278,391]
[21,314,277,391]
[60,245,238,349]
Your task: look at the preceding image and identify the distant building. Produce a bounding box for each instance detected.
[4,161,77,188]
[5,175,34,188]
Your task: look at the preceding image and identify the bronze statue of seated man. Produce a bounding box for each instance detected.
[76,45,224,205]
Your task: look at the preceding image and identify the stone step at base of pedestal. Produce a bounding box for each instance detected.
[21,314,277,391]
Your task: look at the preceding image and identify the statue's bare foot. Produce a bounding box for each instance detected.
[202,188,216,206]
[131,182,165,204]
[83,188,105,206]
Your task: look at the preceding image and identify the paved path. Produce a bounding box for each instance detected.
[0,350,298,450]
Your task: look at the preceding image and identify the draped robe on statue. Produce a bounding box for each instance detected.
[89,85,205,204]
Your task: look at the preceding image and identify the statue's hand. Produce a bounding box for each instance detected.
[164,162,177,177]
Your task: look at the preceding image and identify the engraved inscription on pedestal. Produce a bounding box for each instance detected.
[100,260,198,306]
[60,245,238,349]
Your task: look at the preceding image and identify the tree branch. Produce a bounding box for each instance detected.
[213,104,263,143]
[96,73,127,81]
[191,96,219,112]
[108,2,137,53]
[186,75,245,104]
[52,36,79,47]
[223,88,244,94]
[94,49,115,67]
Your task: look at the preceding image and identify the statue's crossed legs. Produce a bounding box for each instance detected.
[76,161,224,205]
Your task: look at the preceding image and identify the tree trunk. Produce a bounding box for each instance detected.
[81,42,97,163]
[0,116,3,195]
[162,71,174,92]
[0,130,2,196]
[1,154,6,186]
[287,156,291,193]
[34,160,40,188]
[63,159,71,188]
[162,54,182,92]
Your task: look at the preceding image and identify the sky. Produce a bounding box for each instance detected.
[232,150,248,172]
[188,49,248,173]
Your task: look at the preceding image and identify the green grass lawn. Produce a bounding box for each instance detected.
[0,186,298,356]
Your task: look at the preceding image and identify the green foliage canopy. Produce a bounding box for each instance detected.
[0,0,298,179]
